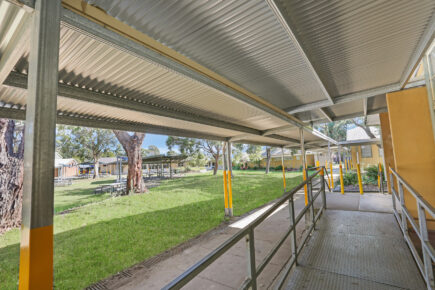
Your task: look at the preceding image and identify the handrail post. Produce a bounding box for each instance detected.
[417,202,435,289]
[398,181,408,234]
[321,167,326,209]
[289,195,297,265]
[389,169,397,213]
[246,229,257,290]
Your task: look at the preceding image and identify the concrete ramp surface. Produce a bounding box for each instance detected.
[284,210,425,290]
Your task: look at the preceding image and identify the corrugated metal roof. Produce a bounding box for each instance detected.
[85,0,330,109]
[2,0,431,146]
[276,0,435,97]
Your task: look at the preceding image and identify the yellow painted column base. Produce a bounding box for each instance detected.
[339,164,344,194]
[329,163,334,189]
[227,171,233,215]
[357,163,363,195]
[223,170,228,213]
[303,169,308,205]
[19,225,53,290]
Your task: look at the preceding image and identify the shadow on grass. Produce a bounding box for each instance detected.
[0,199,224,289]
[0,174,304,289]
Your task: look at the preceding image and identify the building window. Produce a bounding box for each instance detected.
[361,145,372,158]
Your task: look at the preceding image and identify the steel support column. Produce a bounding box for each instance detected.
[299,128,307,205]
[18,1,61,289]
[222,143,229,216]
[227,142,233,217]
[281,147,286,190]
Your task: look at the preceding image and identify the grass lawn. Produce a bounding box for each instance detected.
[0,170,304,289]
[54,176,116,213]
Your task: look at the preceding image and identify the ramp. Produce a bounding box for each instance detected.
[284,210,425,289]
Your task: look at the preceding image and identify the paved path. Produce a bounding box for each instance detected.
[88,192,395,289]
[284,210,425,289]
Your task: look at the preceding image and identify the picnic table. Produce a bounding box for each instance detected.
[94,182,126,195]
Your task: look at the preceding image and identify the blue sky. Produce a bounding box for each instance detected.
[142,134,170,154]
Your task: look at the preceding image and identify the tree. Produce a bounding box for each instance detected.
[142,145,160,157]
[166,137,222,175]
[315,117,377,141]
[56,126,119,178]
[349,118,377,139]
[246,145,263,166]
[265,147,271,174]
[0,119,24,232]
[113,131,146,193]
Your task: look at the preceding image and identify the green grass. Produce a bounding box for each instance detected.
[0,170,303,290]
[54,176,116,213]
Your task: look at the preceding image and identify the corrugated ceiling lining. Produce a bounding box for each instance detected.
[0,84,243,137]
[0,84,329,145]
[278,0,435,96]
[12,24,289,131]
[0,0,24,53]
[85,0,329,108]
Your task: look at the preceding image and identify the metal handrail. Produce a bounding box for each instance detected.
[163,168,327,290]
[389,167,435,289]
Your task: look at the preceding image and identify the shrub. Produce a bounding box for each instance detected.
[363,165,384,185]
[342,171,358,186]
[185,166,192,172]
[299,165,303,171]
[275,165,282,171]
[253,166,258,170]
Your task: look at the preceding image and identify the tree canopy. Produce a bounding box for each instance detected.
[56,126,120,162]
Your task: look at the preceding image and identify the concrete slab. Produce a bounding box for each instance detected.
[359,193,393,213]
[285,210,426,290]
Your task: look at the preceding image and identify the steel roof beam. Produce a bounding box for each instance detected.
[319,108,333,123]
[363,98,368,117]
[332,107,387,122]
[261,125,293,136]
[0,107,289,147]
[400,13,435,88]
[6,72,282,137]
[5,72,305,145]
[266,0,333,105]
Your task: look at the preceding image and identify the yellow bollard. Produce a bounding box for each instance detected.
[330,162,334,189]
[223,170,228,213]
[377,163,381,188]
[227,171,233,212]
[325,161,331,188]
[339,163,344,194]
[281,165,286,190]
[357,163,363,194]
[303,168,308,205]
[316,160,320,167]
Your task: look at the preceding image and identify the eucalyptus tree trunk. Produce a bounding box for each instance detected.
[265,147,271,174]
[113,131,146,193]
[213,154,219,175]
[0,119,24,233]
[93,158,100,179]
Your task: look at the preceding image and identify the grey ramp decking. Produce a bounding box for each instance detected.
[285,210,426,290]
